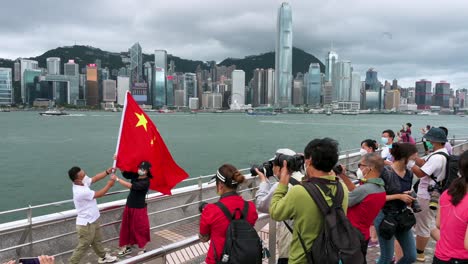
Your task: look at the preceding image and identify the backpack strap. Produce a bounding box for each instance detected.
[215,201,234,221]
[215,201,249,221]
[426,152,450,185]
[303,178,343,215]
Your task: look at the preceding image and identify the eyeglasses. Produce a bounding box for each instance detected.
[358,163,368,168]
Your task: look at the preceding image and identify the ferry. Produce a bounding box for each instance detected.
[1,138,467,263]
[341,110,359,115]
[39,109,69,116]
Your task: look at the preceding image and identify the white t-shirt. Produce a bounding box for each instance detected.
[381,146,393,161]
[72,176,100,225]
[417,148,448,200]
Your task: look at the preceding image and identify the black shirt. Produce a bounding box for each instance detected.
[380,165,413,212]
[122,171,150,208]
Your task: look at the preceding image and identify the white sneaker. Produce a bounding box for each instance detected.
[98,253,118,263]
[137,249,147,255]
[117,246,132,256]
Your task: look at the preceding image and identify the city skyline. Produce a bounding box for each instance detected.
[1,0,468,89]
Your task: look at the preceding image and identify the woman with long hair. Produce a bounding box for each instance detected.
[374,143,418,264]
[113,161,152,256]
[433,150,468,263]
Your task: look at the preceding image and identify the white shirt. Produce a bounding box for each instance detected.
[417,148,448,200]
[380,146,393,161]
[72,176,100,225]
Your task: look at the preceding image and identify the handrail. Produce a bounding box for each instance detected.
[115,213,271,264]
[1,137,467,221]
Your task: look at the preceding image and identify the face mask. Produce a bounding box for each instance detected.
[356,168,364,179]
[138,169,145,176]
[359,148,367,156]
[381,137,389,145]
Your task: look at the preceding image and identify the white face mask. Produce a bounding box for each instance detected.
[356,168,364,179]
[406,160,416,170]
[138,169,145,176]
[359,148,368,156]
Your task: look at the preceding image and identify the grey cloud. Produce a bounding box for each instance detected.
[1,0,467,88]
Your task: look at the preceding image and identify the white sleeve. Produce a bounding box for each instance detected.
[255,182,278,214]
[76,188,95,201]
[421,155,446,181]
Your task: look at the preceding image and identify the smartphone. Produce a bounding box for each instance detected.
[18,257,40,264]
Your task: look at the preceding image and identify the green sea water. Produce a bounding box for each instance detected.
[0,111,467,221]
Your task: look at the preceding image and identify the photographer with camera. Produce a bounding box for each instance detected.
[409,127,449,262]
[254,148,304,264]
[199,164,259,264]
[269,138,351,264]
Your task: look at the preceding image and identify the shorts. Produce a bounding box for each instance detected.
[414,197,436,237]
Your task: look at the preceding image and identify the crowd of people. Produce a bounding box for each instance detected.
[199,124,468,264]
[4,124,468,264]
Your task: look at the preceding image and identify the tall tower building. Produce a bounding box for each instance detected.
[117,76,130,105]
[154,50,167,108]
[435,81,450,108]
[20,59,39,104]
[325,50,338,82]
[129,42,143,84]
[305,63,321,107]
[0,68,13,105]
[14,61,20,82]
[103,80,117,102]
[184,73,197,107]
[275,2,293,108]
[46,57,61,75]
[231,70,245,107]
[350,72,361,102]
[332,60,351,102]
[415,79,432,110]
[64,60,79,76]
[86,64,99,106]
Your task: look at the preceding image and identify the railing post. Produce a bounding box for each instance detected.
[268,219,277,264]
[28,205,33,257]
[198,175,203,204]
[451,135,455,147]
[345,150,350,170]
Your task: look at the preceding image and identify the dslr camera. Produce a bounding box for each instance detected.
[250,154,304,177]
[428,183,442,210]
[409,191,422,213]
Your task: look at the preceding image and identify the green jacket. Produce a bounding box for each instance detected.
[269,176,349,264]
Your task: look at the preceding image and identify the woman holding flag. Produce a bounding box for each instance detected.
[112,161,152,256]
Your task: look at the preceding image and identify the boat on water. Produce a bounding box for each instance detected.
[326,111,332,116]
[246,109,277,116]
[39,109,69,116]
[341,110,359,115]
[418,110,439,116]
[158,108,174,113]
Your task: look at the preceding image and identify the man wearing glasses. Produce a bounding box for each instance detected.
[337,153,387,261]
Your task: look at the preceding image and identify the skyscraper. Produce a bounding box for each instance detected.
[20,59,39,103]
[103,80,117,102]
[184,73,197,107]
[305,63,321,107]
[350,72,361,102]
[86,64,99,106]
[434,81,450,108]
[14,61,20,82]
[275,2,292,108]
[325,50,338,82]
[292,73,304,106]
[332,61,351,102]
[415,79,432,110]
[365,68,379,91]
[117,76,130,105]
[64,60,79,76]
[0,68,13,105]
[46,57,61,75]
[231,70,245,107]
[153,67,166,107]
[129,42,143,84]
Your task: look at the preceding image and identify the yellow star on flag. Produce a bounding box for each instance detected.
[135,112,148,132]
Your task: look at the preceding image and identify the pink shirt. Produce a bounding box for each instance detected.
[435,191,468,261]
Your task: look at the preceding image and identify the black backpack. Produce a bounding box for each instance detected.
[297,178,365,264]
[214,201,262,264]
[414,152,460,193]
[429,152,460,192]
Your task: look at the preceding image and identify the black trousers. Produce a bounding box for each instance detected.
[277,258,288,264]
[361,239,370,264]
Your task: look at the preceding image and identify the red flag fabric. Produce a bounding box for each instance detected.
[116,92,188,195]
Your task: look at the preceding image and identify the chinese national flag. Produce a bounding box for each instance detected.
[116,92,188,195]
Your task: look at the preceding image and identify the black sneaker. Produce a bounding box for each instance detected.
[117,246,132,256]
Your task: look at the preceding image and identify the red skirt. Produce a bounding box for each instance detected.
[119,206,151,248]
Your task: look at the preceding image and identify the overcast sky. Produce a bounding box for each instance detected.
[1,0,467,89]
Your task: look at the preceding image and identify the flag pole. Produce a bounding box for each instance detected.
[113,91,130,170]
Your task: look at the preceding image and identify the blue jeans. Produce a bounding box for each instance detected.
[374,211,417,264]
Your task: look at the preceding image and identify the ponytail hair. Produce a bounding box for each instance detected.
[448,150,468,206]
[217,164,245,190]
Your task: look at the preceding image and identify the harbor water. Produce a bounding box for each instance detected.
[0,111,466,221]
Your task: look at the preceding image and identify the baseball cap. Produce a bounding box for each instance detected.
[139,161,152,171]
